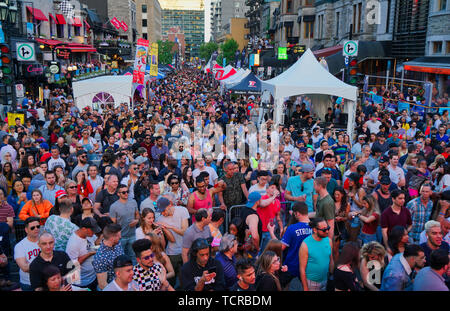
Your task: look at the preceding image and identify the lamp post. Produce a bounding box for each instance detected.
[0,0,19,111]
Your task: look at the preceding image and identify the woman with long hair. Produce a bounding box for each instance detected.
[65,180,83,222]
[75,171,94,198]
[54,165,67,187]
[398,140,408,158]
[19,154,36,176]
[360,241,388,291]
[18,189,53,225]
[145,232,175,280]
[0,164,8,194]
[255,250,286,291]
[358,195,380,245]
[273,162,288,191]
[387,225,409,257]
[2,162,16,194]
[41,265,72,291]
[119,129,135,148]
[346,173,366,242]
[72,197,98,227]
[6,179,27,216]
[182,166,195,192]
[239,158,253,189]
[333,242,362,291]
[333,187,350,259]
[136,208,174,249]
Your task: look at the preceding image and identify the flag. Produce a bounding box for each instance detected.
[132,38,149,85]
[120,21,128,32]
[111,17,121,29]
[149,42,158,77]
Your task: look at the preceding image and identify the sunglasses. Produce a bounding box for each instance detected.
[68,186,77,189]
[29,225,41,230]
[317,226,331,232]
[142,253,155,260]
[120,190,129,194]
[80,155,87,158]
[171,182,179,185]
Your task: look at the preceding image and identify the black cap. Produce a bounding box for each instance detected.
[80,217,101,234]
[77,149,87,157]
[371,145,382,153]
[380,175,391,185]
[113,255,133,269]
[379,155,389,163]
[348,172,360,182]
[377,132,385,137]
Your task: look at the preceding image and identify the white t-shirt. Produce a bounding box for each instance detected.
[14,237,40,285]
[248,183,268,196]
[65,232,97,287]
[192,166,218,186]
[437,174,450,192]
[48,157,66,171]
[156,206,190,256]
[388,165,405,185]
[365,120,382,134]
[37,108,46,121]
[88,176,104,202]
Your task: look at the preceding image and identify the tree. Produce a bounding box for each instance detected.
[157,40,175,65]
[220,39,239,67]
[199,42,219,61]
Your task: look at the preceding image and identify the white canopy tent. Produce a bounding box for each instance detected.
[73,75,151,111]
[261,48,358,140]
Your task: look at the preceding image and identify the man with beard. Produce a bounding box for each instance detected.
[187,177,226,216]
[71,150,89,179]
[38,171,64,205]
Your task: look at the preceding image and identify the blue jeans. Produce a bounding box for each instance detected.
[20,283,33,291]
[360,232,377,245]
[121,236,136,264]
[259,232,271,255]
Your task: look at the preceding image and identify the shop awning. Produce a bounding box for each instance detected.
[404,57,450,75]
[36,38,65,46]
[26,6,48,21]
[72,17,83,27]
[313,45,343,58]
[56,14,66,25]
[60,43,97,53]
[49,13,58,24]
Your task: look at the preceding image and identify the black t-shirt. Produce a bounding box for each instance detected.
[240,207,263,244]
[180,258,226,291]
[29,251,72,290]
[333,268,362,291]
[95,189,119,214]
[255,273,279,291]
[230,281,256,291]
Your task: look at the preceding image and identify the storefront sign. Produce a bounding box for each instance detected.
[49,62,60,74]
[15,84,24,98]
[57,49,70,59]
[26,64,44,74]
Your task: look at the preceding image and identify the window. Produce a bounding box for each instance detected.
[433,41,443,54]
[357,3,362,33]
[287,0,292,13]
[447,41,450,54]
[57,24,64,38]
[74,26,81,36]
[437,0,446,11]
[142,4,147,13]
[352,5,357,33]
[304,0,314,6]
[143,33,148,39]
[286,25,293,38]
[142,19,147,27]
[386,0,391,33]
[336,12,340,37]
[68,24,71,38]
[304,21,314,38]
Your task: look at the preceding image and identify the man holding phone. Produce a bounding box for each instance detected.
[180,238,225,291]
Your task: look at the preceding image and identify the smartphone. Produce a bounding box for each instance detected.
[208,266,217,274]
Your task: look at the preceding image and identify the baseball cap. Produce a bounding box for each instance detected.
[80,217,101,234]
[135,156,148,165]
[113,255,133,269]
[77,149,87,157]
[39,142,49,150]
[380,176,391,185]
[246,192,262,208]
[156,197,171,213]
[301,163,314,173]
[55,190,67,199]
[358,134,366,139]
[377,132,385,137]
[299,147,308,153]
[348,172,360,182]
[379,155,389,163]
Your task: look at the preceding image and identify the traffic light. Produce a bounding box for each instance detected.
[348,57,358,86]
[0,44,13,85]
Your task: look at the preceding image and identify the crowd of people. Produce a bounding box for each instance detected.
[0,66,448,292]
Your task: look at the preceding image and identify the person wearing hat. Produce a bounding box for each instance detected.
[257,179,282,252]
[240,192,263,257]
[367,155,391,189]
[285,163,317,214]
[351,135,367,158]
[102,255,139,291]
[38,142,51,163]
[65,217,101,291]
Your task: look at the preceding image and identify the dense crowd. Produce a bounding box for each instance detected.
[0,67,448,292]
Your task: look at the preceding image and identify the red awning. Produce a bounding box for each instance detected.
[36,38,65,46]
[26,6,48,21]
[404,64,450,75]
[313,45,343,58]
[49,13,57,24]
[73,17,82,27]
[84,20,91,29]
[60,43,97,53]
[55,14,66,25]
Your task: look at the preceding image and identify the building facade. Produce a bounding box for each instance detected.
[136,0,162,42]
[217,18,249,50]
[210,0,248,42]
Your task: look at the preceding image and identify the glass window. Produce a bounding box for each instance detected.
[142,4,147,13]
[142,19,147,27]
[433,41,443,54]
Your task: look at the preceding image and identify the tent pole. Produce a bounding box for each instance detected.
[347,100,356,143]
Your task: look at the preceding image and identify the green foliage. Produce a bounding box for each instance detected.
[157,40,176,65]
[220,39,239,66]
[199,42,219,61]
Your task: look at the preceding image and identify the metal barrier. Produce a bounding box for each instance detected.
[13,220,26,243]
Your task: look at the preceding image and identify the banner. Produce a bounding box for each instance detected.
[149,42,158,77]
[132,38,149,85]
[372,95,383,105]
[111,17,121,29]
[398,102,410,112]
[120,21,128,32]
[7,112,24,127]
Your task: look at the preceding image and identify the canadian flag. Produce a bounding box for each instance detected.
[110,17,121,29]
[120,21,128,32]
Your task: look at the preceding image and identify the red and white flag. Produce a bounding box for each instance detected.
[110,17,121,29]
[120,21,128,32]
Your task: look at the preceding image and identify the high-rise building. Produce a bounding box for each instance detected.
[136,0,162,42]
[210,0,248,42]
[159,0,205,57]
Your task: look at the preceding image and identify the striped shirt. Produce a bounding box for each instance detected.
[0,201,15,222]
